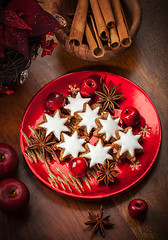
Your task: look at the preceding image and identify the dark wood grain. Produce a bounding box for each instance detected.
[0,0,168,239]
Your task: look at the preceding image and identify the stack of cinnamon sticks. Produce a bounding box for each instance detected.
[67,0,131,59]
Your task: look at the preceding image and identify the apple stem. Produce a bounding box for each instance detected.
[125,109,129,114]
[0,152,4,160]
[8,189,16,196]
[47,104,52,110]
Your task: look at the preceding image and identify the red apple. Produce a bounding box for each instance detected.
[128,199,148,219]
[0,178,30,213]
[45,92,65,111]
[0,143,19,180]
[80,78,98,97]
[121,107,140,127]
[69,157,88,177]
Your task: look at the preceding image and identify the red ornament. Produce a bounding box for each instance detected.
[80,78,98,97]
[45,92,65,111]
[0,178,30,213]
[121,107,140,127]
[41,39,58,57]
[69,157,88,177]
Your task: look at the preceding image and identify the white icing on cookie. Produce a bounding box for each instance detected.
[40,111,69,140]
[98,115,123,141]
[57,131,86,158]
[83,139,112,167]
[77,104,101,134]
[114,128,143,156]
[64,92,91,115]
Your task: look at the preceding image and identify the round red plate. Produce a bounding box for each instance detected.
[20,71,161,199]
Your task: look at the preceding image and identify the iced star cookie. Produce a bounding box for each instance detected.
[56,130,86,161]
[94,112,123,142]
[80,139,113,168]
[64,92,91,116]
[111,127,143,163]
[39,109,71,141]
[74,103,101,136]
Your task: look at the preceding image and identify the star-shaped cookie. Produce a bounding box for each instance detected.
[64,92,91,115]
[94,112,123,142]
[75,103,101,135]
[39,109,70,141]
[81,139,112,168]
[112,127,143,163]
[56,130,86,161]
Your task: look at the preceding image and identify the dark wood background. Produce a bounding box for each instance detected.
[0,0,168,239]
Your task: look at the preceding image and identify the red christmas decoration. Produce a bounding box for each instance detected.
[0,0,62,59]
[41,39,58,57]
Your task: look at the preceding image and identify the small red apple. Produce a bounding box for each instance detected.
[45,92,65,111]
[0,178,30,213]
[0,143,19,180]
[121,107,140,127]
[80,78,98,97]
[128,199,148,219]
[69,157,88,177]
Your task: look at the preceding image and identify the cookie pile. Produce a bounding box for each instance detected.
[23,76,144,188]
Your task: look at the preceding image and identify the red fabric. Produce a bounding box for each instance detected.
[0,0,62,58]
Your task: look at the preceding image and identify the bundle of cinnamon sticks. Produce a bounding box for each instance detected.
[67,0,131,59]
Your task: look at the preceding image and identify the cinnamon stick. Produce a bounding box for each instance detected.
[111,0,132,47]
[97,0,115,28]
[85,15,105,58]
[68,0,88,46]
[108,27,120,49]
[89,0,109,41]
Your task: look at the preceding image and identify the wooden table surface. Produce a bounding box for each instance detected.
[0,0,168,239]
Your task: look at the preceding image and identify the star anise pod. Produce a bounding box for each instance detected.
[27,129,56,158]
[85,205,114,237]
[96,159,120,186]
[95,76,124,114]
